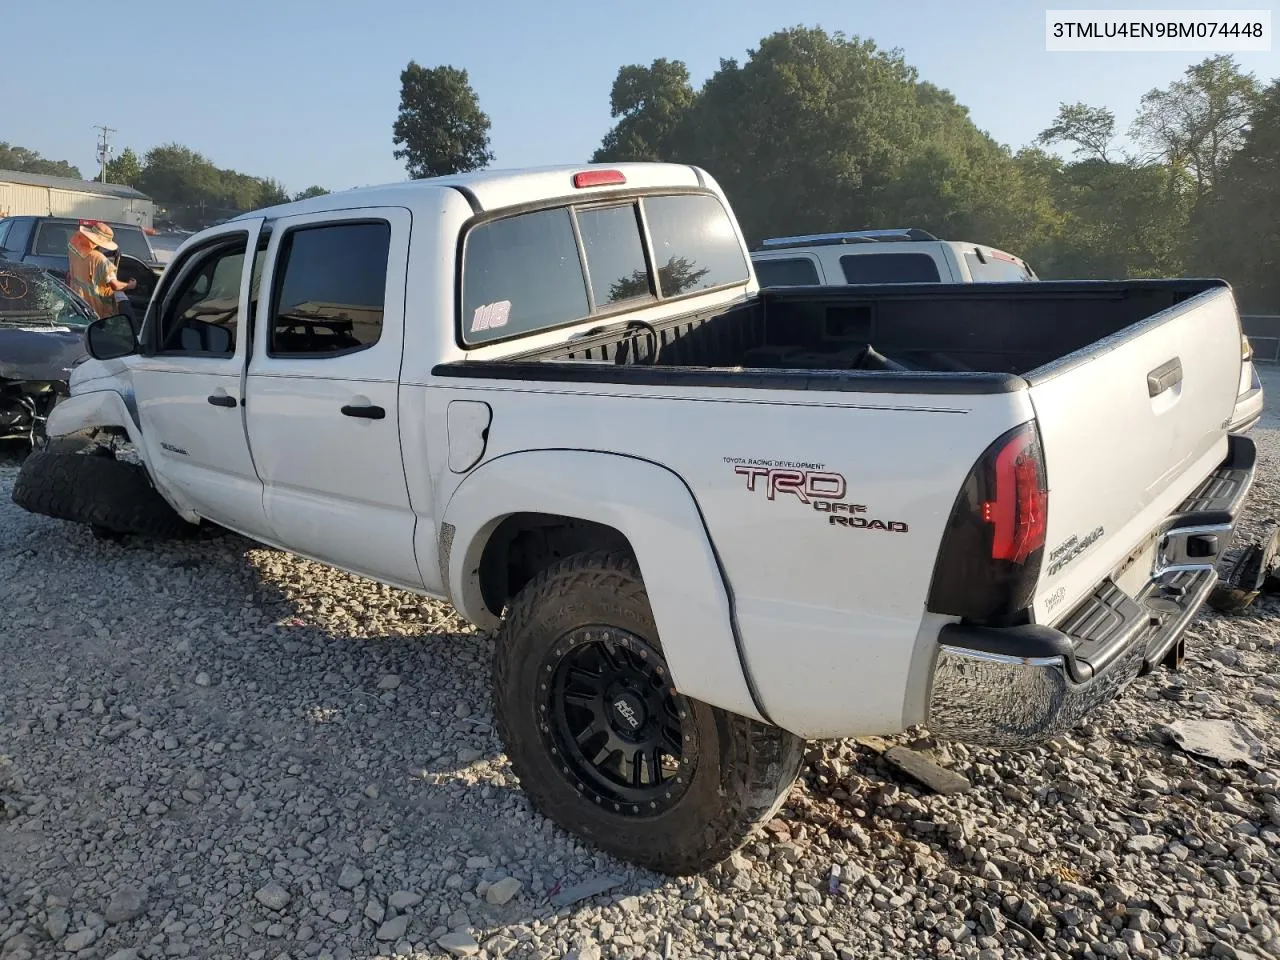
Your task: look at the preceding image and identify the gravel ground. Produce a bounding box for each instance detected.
[2,373,1279,960]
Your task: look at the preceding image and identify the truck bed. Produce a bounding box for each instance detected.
[434,275,1245,647]
[489,279,1226,391]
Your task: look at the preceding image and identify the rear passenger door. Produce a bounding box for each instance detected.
[244,207,423,590]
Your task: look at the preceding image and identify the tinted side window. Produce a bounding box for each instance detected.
[462,207,589,345]
[753,257,820,287]
[5,218,34,255]
[578,204,653,307]
[270,222,390,356]
[33,221,78,257]
[112,228,154,263]
[642,194,749,296]
[840,253,941,284]
[965,252,1033,282]
[159,238,247,355]
[0,221,10,249]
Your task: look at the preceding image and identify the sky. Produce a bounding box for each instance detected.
[6,0,1278,195]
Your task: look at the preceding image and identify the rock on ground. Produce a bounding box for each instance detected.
[1,367,1279,960]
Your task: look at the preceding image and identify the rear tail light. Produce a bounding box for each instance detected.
[926,421,1050,624]
[984,427,1048,563]
[1242,334,1253,362]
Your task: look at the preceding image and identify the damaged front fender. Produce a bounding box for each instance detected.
[0,327,86,443]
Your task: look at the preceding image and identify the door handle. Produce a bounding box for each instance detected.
[207,394,237,408]
[341,404,386,420]
[1147,357,1183,397]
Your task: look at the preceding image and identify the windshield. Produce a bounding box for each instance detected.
[0,266,96,330]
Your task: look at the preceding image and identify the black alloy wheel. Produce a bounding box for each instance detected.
[539,627,695,817]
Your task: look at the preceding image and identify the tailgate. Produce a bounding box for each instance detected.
[1027,286,1243,624]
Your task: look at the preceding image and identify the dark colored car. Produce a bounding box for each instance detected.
[0,215,162,315]
[0,260,97,445]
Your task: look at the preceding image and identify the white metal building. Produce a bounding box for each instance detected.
[0,170,155,228]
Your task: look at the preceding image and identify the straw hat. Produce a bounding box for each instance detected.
[78,221,118,251]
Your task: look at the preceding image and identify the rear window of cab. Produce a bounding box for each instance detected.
[460,192,749,346]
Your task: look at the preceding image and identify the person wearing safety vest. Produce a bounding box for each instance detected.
[67,221,136,319]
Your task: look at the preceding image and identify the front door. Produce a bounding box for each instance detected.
[130,220,269,536]
[244,207,422,590]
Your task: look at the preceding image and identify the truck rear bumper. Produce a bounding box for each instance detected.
[927,434,1255,747]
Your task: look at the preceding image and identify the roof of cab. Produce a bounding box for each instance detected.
[235,163,707,222]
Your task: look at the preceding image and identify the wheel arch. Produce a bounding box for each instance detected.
[441,449,767,723]
[44,387,200,522]
[45,387,145,450]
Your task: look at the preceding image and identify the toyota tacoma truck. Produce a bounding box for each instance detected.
[12,162,1257,875]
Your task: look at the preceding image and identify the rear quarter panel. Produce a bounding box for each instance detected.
[416,377,1032,738]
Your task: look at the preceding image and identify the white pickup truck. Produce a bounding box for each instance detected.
[13,162,1257,875]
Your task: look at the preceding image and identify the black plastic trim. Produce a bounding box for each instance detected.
[1140,569,1217,670]
[430,360,1024,395]
[1058,579,1147,681]
[1168,434,1256,522]
[449,185,481,216]
[937,622,1075,661]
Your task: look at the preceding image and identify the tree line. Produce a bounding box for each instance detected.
[0,142,330,230]
[101,146,330,228]
[392,31,1279,313]
[6,29,1275,311]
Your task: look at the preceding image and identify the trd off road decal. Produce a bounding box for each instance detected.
[724,457,908,533]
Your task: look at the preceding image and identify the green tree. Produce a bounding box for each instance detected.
[136,144,222,208]
[134,145,294,226]
[0,142,82,179]
[592,59,697,162]
[1037,160,1192,279]
[1036,103,1117,162]
[256,178,290,207]
[668,28,1028,248]
[104,147,142,186]
[293,185,330,201]
[1196,80,1280,311]
[1130,54,1259,197]
[606,256,709,302]
[392,62,494,179]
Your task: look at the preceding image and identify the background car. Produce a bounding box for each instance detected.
[749,228,1038,287]
[0,260,94,446]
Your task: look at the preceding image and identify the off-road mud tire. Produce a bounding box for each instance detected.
[492,549,806,875]
[11,450,196,540]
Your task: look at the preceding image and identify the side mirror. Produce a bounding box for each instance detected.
[85,313,139,361]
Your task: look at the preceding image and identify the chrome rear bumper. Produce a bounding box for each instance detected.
[927,435,1255,748]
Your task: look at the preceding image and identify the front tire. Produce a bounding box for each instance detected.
[11,449,196,540]
[492,550,805,875]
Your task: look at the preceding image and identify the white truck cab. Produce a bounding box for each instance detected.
[749,228,1038,287]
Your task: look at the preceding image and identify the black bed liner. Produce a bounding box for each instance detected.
[433,278,1230,396]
